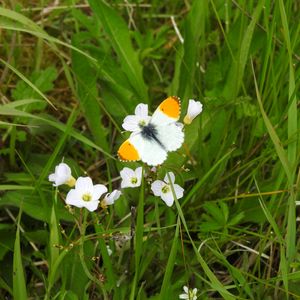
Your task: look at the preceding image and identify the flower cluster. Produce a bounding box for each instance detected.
[48,163,121,212]
[120,166,184,207]
[49,163,184,209]
[49,98,203,209]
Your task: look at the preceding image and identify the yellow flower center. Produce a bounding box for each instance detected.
[162,185,170,194]
[82,193,92,202]
[139,120,146,126]
[131,177,138,184]
[189,289,197,299]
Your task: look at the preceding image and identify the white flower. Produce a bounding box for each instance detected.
[151,172,184,207]
[65,177,107,212]
[179,286,198,300]
[101,190,122,208]
[122,103,151,132]
[48,162,76,187]
[183,99,203,125]
[120,167,143,188]
[106,245,113,256]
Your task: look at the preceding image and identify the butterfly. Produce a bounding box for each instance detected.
[118,96,184,166]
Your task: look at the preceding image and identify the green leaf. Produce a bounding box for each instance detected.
[88,0,148,102]
[0,191,73,222]
[72,35,109,152]
[0,104,115,159]
[177,0,207,101]
[159,217,179,298]
[0,58,55,109]
[49,190,60,274]
[223,1,264,99]
[13,209,27,300]
[130,169,145,300]
[12,67,57,101]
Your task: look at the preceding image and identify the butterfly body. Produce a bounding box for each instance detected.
[118,96,184,166]
[141,123,166,150]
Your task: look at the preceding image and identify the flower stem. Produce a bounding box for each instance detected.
[79,209,108,299]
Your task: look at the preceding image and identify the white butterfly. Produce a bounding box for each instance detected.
[118,96,184,166]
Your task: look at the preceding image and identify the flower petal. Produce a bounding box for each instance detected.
[122,115,140,132]
[183,286,189,293]
[179,294,189,299]
[56,163,71,178]
[104,190,122,205]
[120,167,135,180]
[120,167,136,188]
[92,184,108,200]
[75,177,93,192]
[66,189,84,208]
[84,200,99,212]
[164,171,175,184]
[151,180,164,196]
[135,167,143,185]
[161,191,174,207]
[121,179,132,188]
[173,184,184,200]
[48,173,56,182]
[134,103,148,117]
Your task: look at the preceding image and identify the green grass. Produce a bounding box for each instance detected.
[0,0,300,299]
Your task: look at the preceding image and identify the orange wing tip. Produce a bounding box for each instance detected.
[159,96,181,118]
[118,140,140,162]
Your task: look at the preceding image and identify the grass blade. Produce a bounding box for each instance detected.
[251,59,292,183]
[182,148,235,207]
[13,208,27,300]
[49,189,60,275]
[0,58,55,109]
[223,1,264,99]
[130,167,145,300]
[168,175,235,299]
[254,178,288,298]
[177,0,206,100]
[278,0,298,265]
[159,217,180,299]
[88,0,148,102]
[72,36,109,152]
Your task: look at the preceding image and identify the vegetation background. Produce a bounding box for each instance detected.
[0,0,299,299]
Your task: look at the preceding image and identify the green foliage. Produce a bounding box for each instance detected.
[12,67,58,111]
[13,209,27,300]
[200,201,244,234]
[0,0,300,299]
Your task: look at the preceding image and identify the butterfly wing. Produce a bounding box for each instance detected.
[156,122,184,151]
[118,133,167,166]
[150,96,181,126]
[151,96,184,152]
[118,134,141,162]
